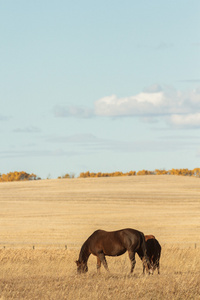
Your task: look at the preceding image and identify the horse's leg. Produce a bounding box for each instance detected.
[97,257,101,273]
[143,263,145,274]
[157,260,160,274]
[142,257,149,274]
[97,253,109,272]
[128,250,136,273]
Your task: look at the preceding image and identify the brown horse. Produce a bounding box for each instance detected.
[145,235,155,242]
[143,236,161,274]
[75,228,152,274]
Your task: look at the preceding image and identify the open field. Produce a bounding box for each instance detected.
[0,175,200,299]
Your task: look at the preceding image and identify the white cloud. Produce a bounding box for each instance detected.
[53,85,200,128]
[94,85,200,128]
[94,91,165,117]
[170,113,200,128]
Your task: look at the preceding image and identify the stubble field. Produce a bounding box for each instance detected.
[0,175,200,299]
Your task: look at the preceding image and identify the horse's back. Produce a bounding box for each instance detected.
[88,228,143,256]
[90,228,142,243]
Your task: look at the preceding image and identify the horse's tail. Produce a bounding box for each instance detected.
[139,232,152,272]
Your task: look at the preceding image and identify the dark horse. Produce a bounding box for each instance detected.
[137,235,161,274]
[143,237,161,274]
[75,228,152,274]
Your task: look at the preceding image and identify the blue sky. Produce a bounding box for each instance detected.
[1,1,200,179]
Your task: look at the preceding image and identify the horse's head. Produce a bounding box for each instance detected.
[142,257,154,274]
[75,260,88,274]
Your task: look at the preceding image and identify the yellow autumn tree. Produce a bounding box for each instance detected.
[0,171,39,182]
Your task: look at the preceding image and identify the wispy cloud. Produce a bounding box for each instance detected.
[2,133,198,163]
[0,149,78,159]
[46,133,198,154]
[0,114,10,121]
[46,133,99,144]
[54,105,94,118]
[178,79,200,83]
[13,126,41,133]
[158,134,200,140]
[156,42,174,50]
[136,42,174,50]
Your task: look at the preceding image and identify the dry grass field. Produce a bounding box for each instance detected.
[0,175,200,299]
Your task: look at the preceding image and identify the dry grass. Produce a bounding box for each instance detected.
[0,176,200,299]
[0,247,199,299]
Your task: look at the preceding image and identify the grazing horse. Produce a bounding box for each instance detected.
[143,236,161,274]
[75,228,152,274]
[145,235,155,242]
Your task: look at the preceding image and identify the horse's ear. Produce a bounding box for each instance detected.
[75,260,80,266]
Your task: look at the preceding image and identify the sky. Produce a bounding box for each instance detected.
[0,0,200,179]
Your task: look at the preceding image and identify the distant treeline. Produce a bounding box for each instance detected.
[79,171,137,178]
[1,168,200,182]
[79,168,200,178]
[0,171,40,182]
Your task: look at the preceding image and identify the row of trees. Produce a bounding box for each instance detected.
[79,168,200,178]
[1,168,200,182]
[58,173,75,179]
[79,171,136,178]
[0,171,40,182]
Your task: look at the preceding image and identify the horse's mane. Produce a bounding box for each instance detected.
[79,240,89,262]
